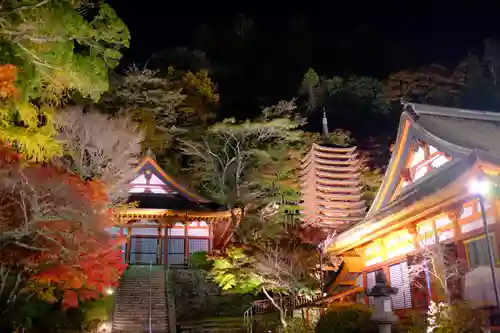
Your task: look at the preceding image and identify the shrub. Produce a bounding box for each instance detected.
[190,251,212,270]
[315,303,377,333]
[283,317,315,333]
[0,295,115,333]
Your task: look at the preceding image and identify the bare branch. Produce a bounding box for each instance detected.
[408,243,465,301]
[55,106,143,203]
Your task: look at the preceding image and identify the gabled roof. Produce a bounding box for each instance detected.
[127,154,225,212]
[331,150,485,253]
[367,103,500,217]
[331,103,500,253]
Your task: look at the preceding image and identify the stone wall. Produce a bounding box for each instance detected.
[171,268,253,322]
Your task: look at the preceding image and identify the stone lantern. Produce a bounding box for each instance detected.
[366,271,399,333]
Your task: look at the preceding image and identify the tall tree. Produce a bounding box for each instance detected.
[0,147,126,308]
[55,106,143,203]
[299,68,392,136]
[179,100,304,242]
[210,241,318,327]
[384,39,500,112]
[101,65,219,175]
[0,0,130,161]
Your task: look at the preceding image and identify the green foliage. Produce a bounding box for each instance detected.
[0,0,130,102]
[426,301,487,333]
[282,316,315,333]
[180,100,304,216]
[0,101,61,161]
[189,251,213,270]
[384,39,500,111]
[314,303,377,333]
[101,65,219,176]
[0,1,129,161]
[209,247,262,294]
[0,295,114,333]
[299,68,390,118]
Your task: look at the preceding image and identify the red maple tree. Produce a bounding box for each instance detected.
[0,146,127,308]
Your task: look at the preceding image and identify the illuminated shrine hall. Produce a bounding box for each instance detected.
[111,151,233,265]
[320,103,500,321]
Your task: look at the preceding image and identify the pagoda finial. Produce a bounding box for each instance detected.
[146,148,156,160]
[322,109,329,139]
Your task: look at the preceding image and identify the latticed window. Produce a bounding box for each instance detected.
[168,238,185,265]
[389,261,412,309]
[188,239,209,254]
[465,236,498,267]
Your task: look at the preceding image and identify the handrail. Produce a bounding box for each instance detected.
[165,267,177,333]
[149,260,152,333]
[243,293,323,332]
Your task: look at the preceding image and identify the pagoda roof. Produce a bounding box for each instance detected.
[300,142,366,231]
[126,154,226,212]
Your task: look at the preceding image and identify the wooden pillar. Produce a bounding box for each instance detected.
[448,210,461,240]
[126,226,132,263]
[408,225,420,250]
[184,218,189,265]
[119,227,125,262]
[157,227,162,265]
[209,220,214,253]
[164,225,169,266]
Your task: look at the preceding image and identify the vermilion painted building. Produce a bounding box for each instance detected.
[109,152,234,265]
[324,103,500,319]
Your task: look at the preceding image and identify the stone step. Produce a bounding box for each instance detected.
[114,307,166,313]
[119,283,165,285]
[114,300,166,305]
[120,279,165,282]
[112,324,167,330]
[113,269,169,333]
[115,294,166,299]
[118,285,165,290]
[113,318,167,324]
[115,308,166,312]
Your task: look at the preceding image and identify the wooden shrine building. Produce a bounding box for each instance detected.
[110,152,233,265]
[323,103,500,322]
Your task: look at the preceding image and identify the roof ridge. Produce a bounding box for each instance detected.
[408,103,500,122]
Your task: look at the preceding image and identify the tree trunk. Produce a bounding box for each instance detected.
[262,287,287,327]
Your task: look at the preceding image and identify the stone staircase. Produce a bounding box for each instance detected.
[112,265,169,333]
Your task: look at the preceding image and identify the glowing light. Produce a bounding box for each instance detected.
[106,288,114,295]
[98,322,110,332]
[469,179,491,196]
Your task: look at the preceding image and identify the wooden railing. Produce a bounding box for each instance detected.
[243,293,323,332]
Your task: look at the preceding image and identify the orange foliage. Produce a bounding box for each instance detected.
[0,146,127,308]
[32,233,127,308]
[0,64,18,99]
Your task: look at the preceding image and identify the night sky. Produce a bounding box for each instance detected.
[108,2,500,76]
[105,2,500,125]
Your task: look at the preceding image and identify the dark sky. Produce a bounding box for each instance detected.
[108,2,500,78]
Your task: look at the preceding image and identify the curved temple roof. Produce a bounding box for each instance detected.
[126,154,226,212]
[331,102,500,253]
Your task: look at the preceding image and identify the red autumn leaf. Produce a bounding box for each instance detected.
[0,64,18,100]
[62,290,79,309]
[0,146,127,308]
